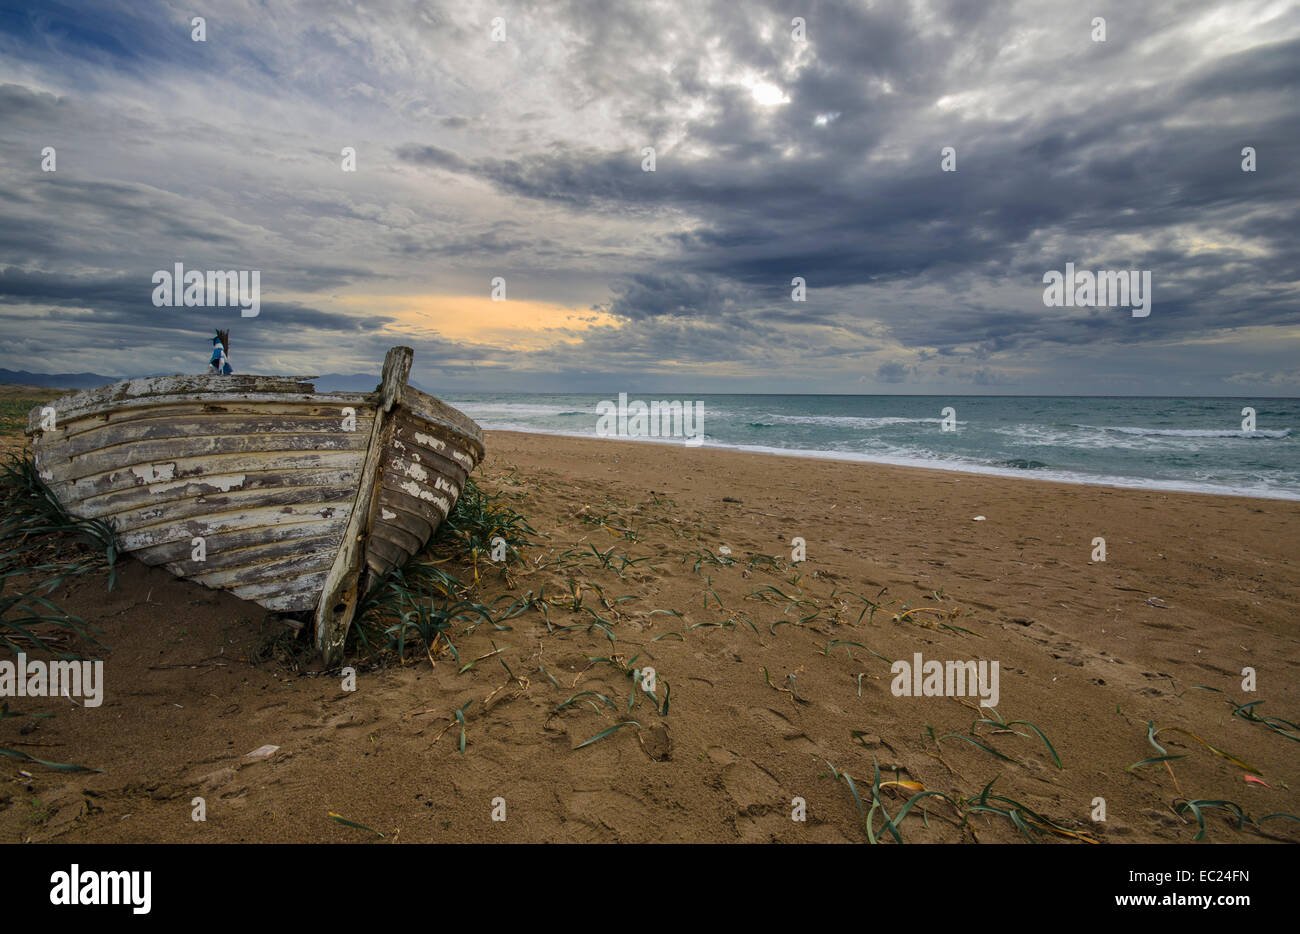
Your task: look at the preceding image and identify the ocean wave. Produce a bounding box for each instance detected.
[453,402,592,418]
[1084,425,1291,439]
[756,413,951,429]
[472,423,1299,500]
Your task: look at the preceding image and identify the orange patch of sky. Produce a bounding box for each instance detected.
[340,294,621,350]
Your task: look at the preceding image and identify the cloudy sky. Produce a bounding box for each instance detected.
[0,0,1297,394]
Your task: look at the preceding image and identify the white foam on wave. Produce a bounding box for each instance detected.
[994,423,1294,451]
[453,401,589,418]
[1083,425,1291,439]
[754,413,953,429]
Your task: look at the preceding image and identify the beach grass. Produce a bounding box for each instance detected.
[350,477,537,664]
[0,453,118,656]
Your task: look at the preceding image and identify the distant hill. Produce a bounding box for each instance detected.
[0,368,118,389]
[313,373,382,392]
[313,373,433,393]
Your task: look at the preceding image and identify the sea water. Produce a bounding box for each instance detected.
[438,393,1299,500]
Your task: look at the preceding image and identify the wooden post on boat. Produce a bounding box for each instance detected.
[314,346,413,665]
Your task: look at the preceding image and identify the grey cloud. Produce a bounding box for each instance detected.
[0,0,1295,394]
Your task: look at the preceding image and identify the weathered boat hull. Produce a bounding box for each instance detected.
[367,388,483,579]
[25,347,482,661]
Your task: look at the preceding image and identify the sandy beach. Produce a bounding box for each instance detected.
[1,426,1296,844]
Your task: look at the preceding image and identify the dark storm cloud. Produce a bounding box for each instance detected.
[394,144,471,173]
[0,81,65,120]
[597,273,748,321]
[1183,36,1300,97]
[877,361,909,383]
[390,1,1299,363]
[0,267,392,333]
[0,0,1296,392]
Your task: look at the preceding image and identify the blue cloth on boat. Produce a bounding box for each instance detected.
[210,338,232,375]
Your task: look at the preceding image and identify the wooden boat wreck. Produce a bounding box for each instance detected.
[24,347,483,664]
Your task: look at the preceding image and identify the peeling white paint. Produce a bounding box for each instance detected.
[397,480,450,513]
[402,460,429,482]
[398,479,429,501]
[149,474,246,495]
[209,474,247,492]
[381,508,396,520]
[132,463,176,484]
[413,431,445,450]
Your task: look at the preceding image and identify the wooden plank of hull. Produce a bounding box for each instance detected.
[78,467,364,515]
[23,377,361,432]
[115,501,353,552]
[365,534,408,575]
[260,590,322,613]
[391,421,479,464]
[160,544,342,590]
[386,460,459,508]
[372,496,436,551]
[115,498,351,615]
[390,431,472,486]
[367,519,424,564]
[230,570,328,607]
[137,526,343,568]
[362,396,485,577]
[41,450,365,500]
[181,546,338,588]
[57,413,375,457]
[139,554,329,611]
[364,500,443,577]
[80,484,360,536]
[152,542,341,613]
[366,483,450,572]
[41,431,371,484]
[402,387,485,452]
[51,399,372,440]
[366,445,454,575]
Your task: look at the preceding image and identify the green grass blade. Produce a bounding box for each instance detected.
[576,721,640,749]
[0,746,102,773]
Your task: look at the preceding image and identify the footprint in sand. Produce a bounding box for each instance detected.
[565,789,654,839]
[720,759,782,812]
[638,725,672,761]
[706,746,739,765]
[748,705,794,733]
[247,700,290,724]
[746,706,827,755]
[1141,619,1189,632]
